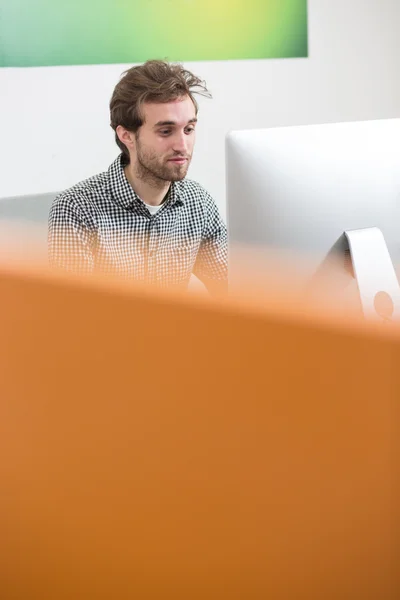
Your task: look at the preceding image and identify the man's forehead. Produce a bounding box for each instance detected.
[143,97,196,125]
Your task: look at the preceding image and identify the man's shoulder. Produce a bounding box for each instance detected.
[177,178,216,207]
[51,171,108,214]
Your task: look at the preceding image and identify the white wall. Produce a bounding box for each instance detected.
[1,0,399,219]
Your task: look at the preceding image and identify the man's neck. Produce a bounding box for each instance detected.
[124,162,170,207]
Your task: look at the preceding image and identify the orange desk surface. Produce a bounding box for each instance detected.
[0,263,398,599]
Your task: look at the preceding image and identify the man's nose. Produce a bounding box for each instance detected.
[172,132,187,154]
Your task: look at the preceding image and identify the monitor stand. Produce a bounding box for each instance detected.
[345,227,400,322]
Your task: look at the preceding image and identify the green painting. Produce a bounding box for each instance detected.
[0,0,308,67]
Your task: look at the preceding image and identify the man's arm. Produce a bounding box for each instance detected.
[193,191,228,296]
[48,194,95,274]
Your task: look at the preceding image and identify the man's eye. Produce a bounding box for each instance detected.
[185,127,195,134]
[160,130,171,135]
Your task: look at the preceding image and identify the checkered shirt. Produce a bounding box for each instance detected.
[48,154,227,291]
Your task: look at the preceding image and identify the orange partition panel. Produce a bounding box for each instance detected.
[0,264,398,599]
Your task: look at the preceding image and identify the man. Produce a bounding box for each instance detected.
[48,60,227,294]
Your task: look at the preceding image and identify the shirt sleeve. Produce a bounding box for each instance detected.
[48,194,96,274]
[193,190,228,295]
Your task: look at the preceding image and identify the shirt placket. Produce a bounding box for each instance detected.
[147,215,158,283]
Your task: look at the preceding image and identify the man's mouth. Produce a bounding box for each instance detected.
[168,157,188,165]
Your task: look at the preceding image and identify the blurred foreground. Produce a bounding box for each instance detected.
[0,222,398,599]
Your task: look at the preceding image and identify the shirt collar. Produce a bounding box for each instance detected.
[106,154,184,210]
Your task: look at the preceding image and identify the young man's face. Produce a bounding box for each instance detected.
[133,95,197,182]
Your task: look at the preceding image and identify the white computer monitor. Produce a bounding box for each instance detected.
[226,118,400,320]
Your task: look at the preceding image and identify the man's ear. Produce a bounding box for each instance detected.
[116,126,136,152]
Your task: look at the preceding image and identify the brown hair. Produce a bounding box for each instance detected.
[110,60,211,162]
